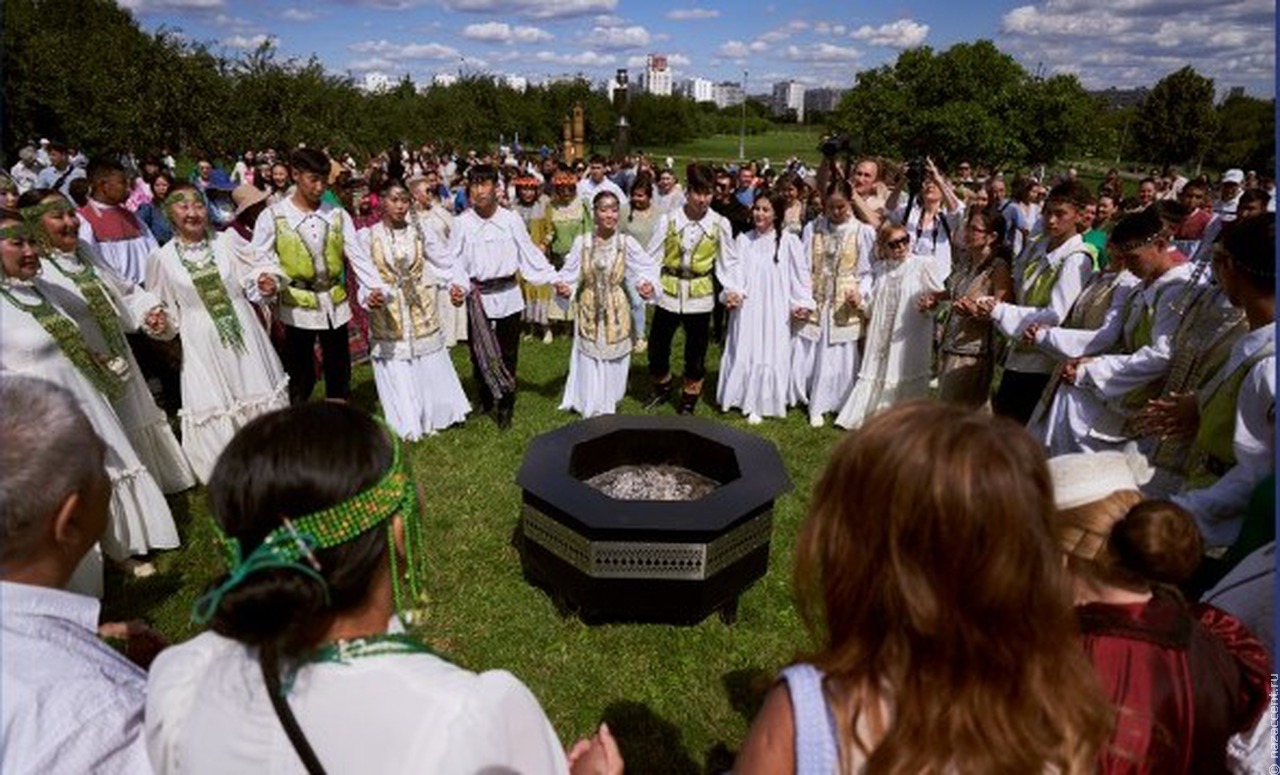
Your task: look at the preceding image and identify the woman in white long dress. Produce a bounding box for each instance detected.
[0,208,178,591]
[717,190,815,424]
[353,180,469,440]
[789,180,876,427]
[23,189,196,494]
[145,183,288,482]
[835,221,951,430]
[554,190,658,418]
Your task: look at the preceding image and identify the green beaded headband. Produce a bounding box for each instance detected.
[0,222,35,241]
[167,189,204,206]
[20,199,74,222]
[193,430,426,624]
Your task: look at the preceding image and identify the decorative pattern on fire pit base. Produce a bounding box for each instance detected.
[522,505,773,581]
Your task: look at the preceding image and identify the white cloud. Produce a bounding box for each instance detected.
[814,21,847,36]
[347,56,397,72]
[667,8,719,20]
[759,20,809,43]
[784,43,861,63]
[350,39,462,60]
[222,34,276,49]
[462,21,553,43]
[531,50,616,67]
[999,0,1274,92]
[444,0,617,19]
[281,7,318,21]
[851,19,929,48]
[592,13,626,27]
[718,39,769,59]
[587,24,651,48]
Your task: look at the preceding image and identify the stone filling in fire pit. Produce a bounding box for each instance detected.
[584,464,719,501]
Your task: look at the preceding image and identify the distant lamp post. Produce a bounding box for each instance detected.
[612,68,630,160]
[738,70,748,161]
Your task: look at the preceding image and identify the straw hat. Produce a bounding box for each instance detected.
[231,185,268,217]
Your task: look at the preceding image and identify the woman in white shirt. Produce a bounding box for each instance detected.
[146,402,620,774]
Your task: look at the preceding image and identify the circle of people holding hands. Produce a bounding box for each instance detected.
[0,137,1274,774]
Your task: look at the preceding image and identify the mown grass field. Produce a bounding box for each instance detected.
[643,128,828,172]
[104,326,841,773]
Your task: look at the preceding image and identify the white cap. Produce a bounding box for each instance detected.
[1047,445,1154,511]
[1223,168,1245,184]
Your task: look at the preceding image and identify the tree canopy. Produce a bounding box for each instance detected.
[827,40,1100,169]
[1132,67,1221,168]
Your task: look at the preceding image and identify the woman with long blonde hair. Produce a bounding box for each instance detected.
[736,401,1112,774]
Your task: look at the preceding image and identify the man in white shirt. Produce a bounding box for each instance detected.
[645,164,741,414]
[445,165,558,429]
[0,376,153,775]
[77,158,158,287]
[1215,169,1245,222]
[577,155,625,212]
[34,141,86,200]
[9,146,42,194]
[251,148,379,404]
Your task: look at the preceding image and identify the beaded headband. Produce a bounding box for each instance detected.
[193,431,425,624]
[20,199,74,222]
[167,189,205,206]
[552,171,578,187]
[0,222,34,241]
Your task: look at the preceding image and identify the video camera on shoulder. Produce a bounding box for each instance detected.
[818,134,853,158]
[905,157,928,197]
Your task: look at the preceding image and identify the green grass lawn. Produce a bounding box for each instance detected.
[643,128,828,172]
[103,326,840,773]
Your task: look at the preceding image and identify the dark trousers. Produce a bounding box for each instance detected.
[992,369,1052,426]
[127,332,182,415]
[468,311,522,411]
[648,308,712,385]
[283,323,351,404]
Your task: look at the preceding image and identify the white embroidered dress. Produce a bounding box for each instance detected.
[146,238,289,482]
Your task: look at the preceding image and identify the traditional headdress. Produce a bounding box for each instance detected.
[193,429,427,624]
[552,170,578,188]
[513,175,540,189]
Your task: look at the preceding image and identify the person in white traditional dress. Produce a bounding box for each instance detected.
[146,402,621,775]
[717,190,815,425]
[789,180,875,427]
[23,189,196,496]
[0,208,178,591]
[835,221,951,430]
[411,171,466,347]
[553,190,659,418]
[353,179,469,440]
[76,159,158,287]
[145,183,289,483]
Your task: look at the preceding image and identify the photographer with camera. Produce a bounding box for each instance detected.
[889,157,964,268]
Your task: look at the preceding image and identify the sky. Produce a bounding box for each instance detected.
[115,0,1276,96]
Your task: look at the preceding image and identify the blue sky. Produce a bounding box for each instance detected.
[116,0,1275,95]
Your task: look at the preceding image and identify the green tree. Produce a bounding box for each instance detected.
[1132,66,1220,167]
[1208,92,1275,172]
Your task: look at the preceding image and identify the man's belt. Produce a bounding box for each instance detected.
[660,266,710,281]
[291,277,337,293]
[1204,454,1232,478]
[474,275,518,293]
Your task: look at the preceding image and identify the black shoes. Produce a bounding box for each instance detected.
[495,405,514,430]
[645,379,674,410]
[676,391,699,415]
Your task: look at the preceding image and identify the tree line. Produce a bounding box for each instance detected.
[5,0,1272,173]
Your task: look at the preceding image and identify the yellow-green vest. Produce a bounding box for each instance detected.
[1187,341,1275,488]
[275,209,347,309]
[367,226,440,343]
[660,219,719,299]
[576,235,630,346]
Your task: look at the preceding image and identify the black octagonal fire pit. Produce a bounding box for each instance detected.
[516,415,791,624]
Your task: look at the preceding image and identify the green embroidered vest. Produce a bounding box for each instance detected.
[274,209,347,309]
[660,219,718,299]
[1187,340,1275,488]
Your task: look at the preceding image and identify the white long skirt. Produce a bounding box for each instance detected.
[718,311,791,420]
[790,315,860,419]
[559,342,630,418]
[436,288,469,346]
[113,348,196,494]
[373,350,470,441]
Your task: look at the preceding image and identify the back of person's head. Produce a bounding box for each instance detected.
[0,375,106,577]
[796,401,1110,773]
[1152,199,1188,232]
[1049,450,1201,590]
[1222,212,1275,289]
[201,403,405,658]
[86,157,126,186]
[67,178,90,207]
[289,147,330,176]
